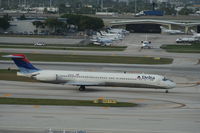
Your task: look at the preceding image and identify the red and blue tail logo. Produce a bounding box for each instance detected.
[3,54,39,73]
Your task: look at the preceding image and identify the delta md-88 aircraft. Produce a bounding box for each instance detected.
[3,54,176,93]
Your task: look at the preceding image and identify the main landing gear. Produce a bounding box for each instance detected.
[165,90,169,93]
[79,85,86,91]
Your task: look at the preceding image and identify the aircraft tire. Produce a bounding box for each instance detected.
[79,85,86,91]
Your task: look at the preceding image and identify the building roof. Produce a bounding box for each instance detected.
[110,19,200,27]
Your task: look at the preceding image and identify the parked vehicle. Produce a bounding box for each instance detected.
[34,42,46,46]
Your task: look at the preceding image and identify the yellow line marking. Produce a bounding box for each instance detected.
[154,57,160,60]
[102,107,109,109]
[33,105,40,108]
[1,94,12,97]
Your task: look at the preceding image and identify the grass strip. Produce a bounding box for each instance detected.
[0,45,126,51]
[0,53,173,64]
[161,43,200,53]
[0,97,136,107]
[0,43,127,48]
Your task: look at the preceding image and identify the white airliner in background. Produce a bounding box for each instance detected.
[160,26,184,34]
[191,29,200,38]
[3,54,176,93]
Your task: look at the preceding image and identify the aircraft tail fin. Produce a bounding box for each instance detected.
[2,54,40,73]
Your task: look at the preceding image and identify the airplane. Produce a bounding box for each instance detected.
[176,37,199,43]
[3,54,176,93]
[141,40,152,49]
[191,30,200,38]
[175,30,200,43]
[99,31,124,41]
[90,35,113,46]
[160,26,184,34]
[141,34,152,49]
[90,29,127,46]
[107,28,129,35]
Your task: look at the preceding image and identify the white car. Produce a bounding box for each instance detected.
[34,42,46,46]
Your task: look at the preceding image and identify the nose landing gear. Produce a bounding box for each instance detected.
[79,85,86,91]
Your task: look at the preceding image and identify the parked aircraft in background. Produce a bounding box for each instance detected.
[160,26,184,34]
[175,30,200,43]
[99,31,124,41]
[191,30,200,38]
[3,54,176,93]
[90,29,128,46]
[176,37,199,43]
[90,33,113,46]
[91,36,112,46]
[107,28,130,35]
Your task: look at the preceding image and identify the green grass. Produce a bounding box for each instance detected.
[0,69,37,82]
[0,53,173,64]
[0,97,137,107]
[0,43,127,51]
[0,45,126,51]
[161,43,200,53]
[0,43,127,47]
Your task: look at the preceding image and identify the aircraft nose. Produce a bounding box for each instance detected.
[168,81,176,88]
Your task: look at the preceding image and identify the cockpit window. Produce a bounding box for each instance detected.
[162,77,173,82]
[162,77,168,81]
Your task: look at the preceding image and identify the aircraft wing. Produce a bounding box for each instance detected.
[65,81,104,86]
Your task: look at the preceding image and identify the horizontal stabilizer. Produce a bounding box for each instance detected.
[2,55,24,58]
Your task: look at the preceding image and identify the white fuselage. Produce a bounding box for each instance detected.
[27,70,176,89]
[160,26,184,34]
[163,30,183,34]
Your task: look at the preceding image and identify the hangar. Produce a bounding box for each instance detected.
[198,25,200,33]
[110,19,200,34]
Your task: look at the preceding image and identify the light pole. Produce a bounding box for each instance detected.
[50,0,52,7]
[135,0,137,14]
[101,0,103,11]
[24,0,26,7]
[8,0,10,8]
